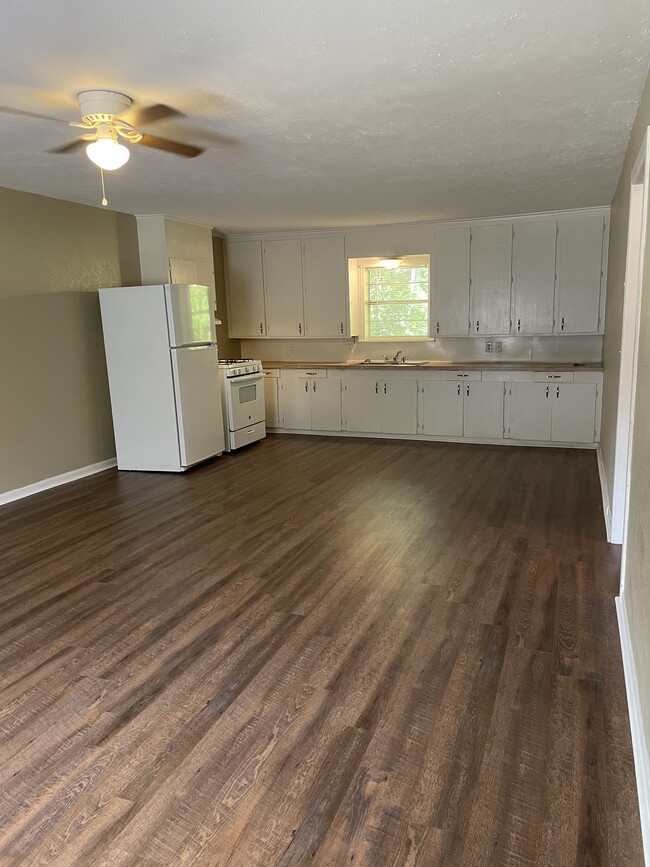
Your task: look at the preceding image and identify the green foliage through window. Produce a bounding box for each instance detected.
[365,264,429,338]
[189,285,213,343]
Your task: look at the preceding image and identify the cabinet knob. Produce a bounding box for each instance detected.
[260,322,263,334]
[298,323,302,335]
[436,321,440,334]
[375,382,379,394]
[476,320,480,332]
[466,384,470,397]
[561,317,565,331]
[384,383,387,394]
[457,383,461,395]
[517,319,521,332]
[304,381,308,392]
[340,322,344,334]
[546,386,549,398]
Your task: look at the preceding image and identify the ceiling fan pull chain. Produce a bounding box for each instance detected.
[100,167,108,207]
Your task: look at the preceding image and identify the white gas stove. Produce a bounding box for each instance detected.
[218,359,266,451]
[219,358,263,378]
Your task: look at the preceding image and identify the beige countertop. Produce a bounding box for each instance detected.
[262,360,603,372]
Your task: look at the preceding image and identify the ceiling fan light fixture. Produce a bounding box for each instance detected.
[86,138,130,170]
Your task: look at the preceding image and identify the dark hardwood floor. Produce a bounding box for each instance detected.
[0,435,642,866]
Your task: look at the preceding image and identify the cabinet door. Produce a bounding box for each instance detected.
[418,381,464,437]
[264,377,279,428]
[431,226,470,335]
[470,224,513,335]
[463,381,504,439]
[556,216,604,334]
[303,237,347,338]
[226,241,266,338]
[381,380,418,434]
[311,379,342,431]
[263,239,304,338]
[512,221,557,335]
[342,380,381,433]
[551,383,597,443]
[509,382,552,441]
[279,379,312,430]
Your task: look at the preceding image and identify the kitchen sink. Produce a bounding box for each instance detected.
[360,359,427,366]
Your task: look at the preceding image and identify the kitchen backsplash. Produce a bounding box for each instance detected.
[241,335,603,364]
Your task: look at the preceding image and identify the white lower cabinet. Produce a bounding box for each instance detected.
[263,372,280,428]
[342,379,418,434]
[463,381,505,438]
[509,382,552,441]
[419,381,463,437]
[279,374,341,431]
[275,367,600,447]
[341,380,382,433]
[508,380,597,443]
[551,383,597,443]
[419,379,504,438]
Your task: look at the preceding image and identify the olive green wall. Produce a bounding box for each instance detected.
[599,65,650,811]
[212,235,241,360]
[601,71,650,505]
[0,187,137,496]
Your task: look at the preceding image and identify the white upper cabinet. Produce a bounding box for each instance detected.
[556,215,605,334]
[263,239,305,338]
[302,237,347,338]
[226,240,267,338]
[470,224,513,335]
[512,221,557,335]
[431,226,470,336]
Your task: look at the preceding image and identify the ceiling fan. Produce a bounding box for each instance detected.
[0,89,205,169]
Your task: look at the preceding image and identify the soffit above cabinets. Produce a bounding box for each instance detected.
[0,0,648,231]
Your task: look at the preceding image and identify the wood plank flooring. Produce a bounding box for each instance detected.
[0,435,642,866]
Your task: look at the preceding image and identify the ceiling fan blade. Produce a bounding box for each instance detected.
[0,106,68,124]
[123,103,183,128]
[48,138,86,154]
[137,134,204,158]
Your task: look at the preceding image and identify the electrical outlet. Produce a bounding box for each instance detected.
[495,341,503,353]
[289,343,296,353]
[485,341,493,353]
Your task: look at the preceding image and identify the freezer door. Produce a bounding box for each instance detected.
[170,346,225,466]
[165,284,216,347]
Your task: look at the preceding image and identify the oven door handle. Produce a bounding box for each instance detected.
[228,372,263,384]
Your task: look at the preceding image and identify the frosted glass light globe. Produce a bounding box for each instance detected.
[86,139,130,171]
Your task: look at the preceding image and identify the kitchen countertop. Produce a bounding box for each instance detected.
[262,360,603,372]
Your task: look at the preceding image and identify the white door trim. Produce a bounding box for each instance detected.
[611,129,649,557]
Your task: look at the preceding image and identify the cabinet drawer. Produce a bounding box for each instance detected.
[533,372,574,382]
[447,371,482,381]
[280,368,328,379]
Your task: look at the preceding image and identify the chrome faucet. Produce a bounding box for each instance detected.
[392,350,404,363]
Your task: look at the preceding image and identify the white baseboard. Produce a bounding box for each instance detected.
[617,594,650,865]
[597,445,613,541]
[0,458,117,507]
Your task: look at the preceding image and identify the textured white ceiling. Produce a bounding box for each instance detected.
[0,0,649,232]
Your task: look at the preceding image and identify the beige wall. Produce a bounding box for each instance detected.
[600,69,650,773]
[0,187,134,496]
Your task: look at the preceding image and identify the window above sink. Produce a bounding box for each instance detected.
[349,254,430,341]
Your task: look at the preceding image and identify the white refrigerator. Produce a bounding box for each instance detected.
[99,284,225,472]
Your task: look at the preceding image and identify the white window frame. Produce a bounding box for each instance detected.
[356,254,431,341]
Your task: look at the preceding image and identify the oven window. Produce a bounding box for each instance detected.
[238,384,257,404]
